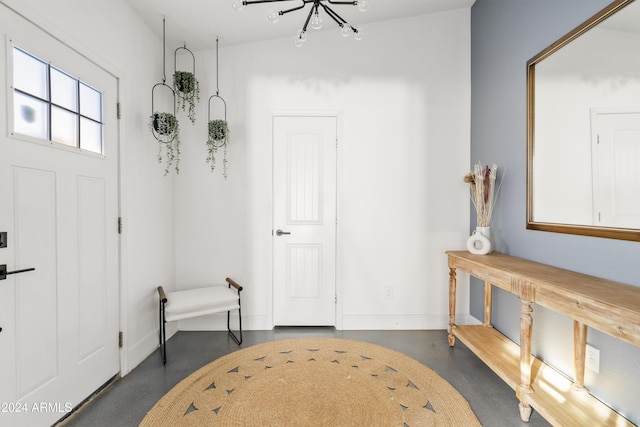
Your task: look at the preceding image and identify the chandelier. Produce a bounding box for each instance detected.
[232,0,369,46]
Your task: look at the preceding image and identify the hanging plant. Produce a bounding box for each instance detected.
[207,119,229,178]
[149,112,181,175]
[173,70,199,124]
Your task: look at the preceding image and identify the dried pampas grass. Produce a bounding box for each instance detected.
[465,163,499,227]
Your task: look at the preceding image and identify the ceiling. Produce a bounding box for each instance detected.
[123,0,475,50]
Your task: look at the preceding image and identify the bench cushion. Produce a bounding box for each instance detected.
[164,285,240,322]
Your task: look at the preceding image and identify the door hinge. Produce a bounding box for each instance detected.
[117,102,121,119]
[335,295,337,304]
[118,217,122,234]
[119,331,123,348]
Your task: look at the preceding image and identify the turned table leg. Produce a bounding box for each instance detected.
[574,321,587,389]
[448,266,457,346]
[514,280,535,423]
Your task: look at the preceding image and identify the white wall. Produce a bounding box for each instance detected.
[0,0,176,374]
[175,9,472,330]
[0,0,472,380]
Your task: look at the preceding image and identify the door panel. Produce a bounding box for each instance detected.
[77,176,107,362]
[287,244,322,298]
[0,5,120,425]
[273,116,337,326]
[13,167,58,398]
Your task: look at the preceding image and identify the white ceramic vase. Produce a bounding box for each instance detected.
[466,226,492,255]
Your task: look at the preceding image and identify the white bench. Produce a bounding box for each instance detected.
[157,278,243,364]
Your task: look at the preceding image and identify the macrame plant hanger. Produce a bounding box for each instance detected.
[206,38,229,178]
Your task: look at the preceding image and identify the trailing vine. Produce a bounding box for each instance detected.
[173,71,200,124]
[207,119,229,178]
[149,112,181,175]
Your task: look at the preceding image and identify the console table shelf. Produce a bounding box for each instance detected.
[446,250,637,426]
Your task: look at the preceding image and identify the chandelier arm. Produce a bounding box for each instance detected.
[320,2,348,26]
[327,1,357,5]
[243,0,296,4]
[301,4,315,32]
[278,1,308,16]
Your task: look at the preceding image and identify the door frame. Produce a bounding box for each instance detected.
[590,106,640,228]
[270,110,343,329]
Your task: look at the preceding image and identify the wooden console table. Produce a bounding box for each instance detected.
[447,250,639,426]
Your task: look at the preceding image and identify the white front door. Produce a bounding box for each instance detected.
[273,116,337,326]
[592,109,640,228]
[0,7,120,426]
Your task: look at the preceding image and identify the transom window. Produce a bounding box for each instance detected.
[12,45,104,154]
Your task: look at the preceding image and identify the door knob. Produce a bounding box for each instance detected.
[275,229,291,236]
[0,264,35,280]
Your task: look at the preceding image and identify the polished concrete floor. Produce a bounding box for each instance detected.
[59,328,550,426]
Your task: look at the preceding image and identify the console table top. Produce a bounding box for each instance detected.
[446,250,640,313]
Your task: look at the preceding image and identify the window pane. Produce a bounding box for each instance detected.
[51,106,78,147]
[80,83,102,122]
[51,68,78,112]
[13,92,48,139]
[13,47,47,99]
[80,118,102,154]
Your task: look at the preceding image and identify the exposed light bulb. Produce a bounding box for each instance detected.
[340,24,351,37]
[311,12,323,30]
[357,0,369,12]
[231,0,244,12]
[267,9,280,23]
[354,27,364,41]
[294,29,307,47]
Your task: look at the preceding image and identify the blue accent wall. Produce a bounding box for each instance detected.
[470,0,640,423]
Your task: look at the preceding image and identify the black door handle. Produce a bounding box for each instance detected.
[0,264,35,280]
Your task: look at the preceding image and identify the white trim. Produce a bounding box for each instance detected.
[340,314,480,330]
[123,329,163,376]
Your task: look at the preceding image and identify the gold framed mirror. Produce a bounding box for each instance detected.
[527,0,640,241]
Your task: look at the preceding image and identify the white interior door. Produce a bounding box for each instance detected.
[592,109,640,228]
[273,116,337,326]
[0,7,120,426]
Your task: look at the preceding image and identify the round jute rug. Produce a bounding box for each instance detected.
[140,338,480,427]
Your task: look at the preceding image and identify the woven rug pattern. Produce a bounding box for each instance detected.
[141,338,480,426]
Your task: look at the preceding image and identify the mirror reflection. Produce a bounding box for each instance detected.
[528,0,640,240]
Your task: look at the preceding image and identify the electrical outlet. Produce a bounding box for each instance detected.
[586,344,600,373]
[383,286,393,300]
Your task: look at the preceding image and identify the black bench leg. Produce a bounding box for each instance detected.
[159,301,167,364]
[227,306,242,345]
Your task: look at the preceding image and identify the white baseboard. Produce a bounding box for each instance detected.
[340,314,449,330]
[123,327,170,375]
[177,313,269,331]
[174,313,482,332]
